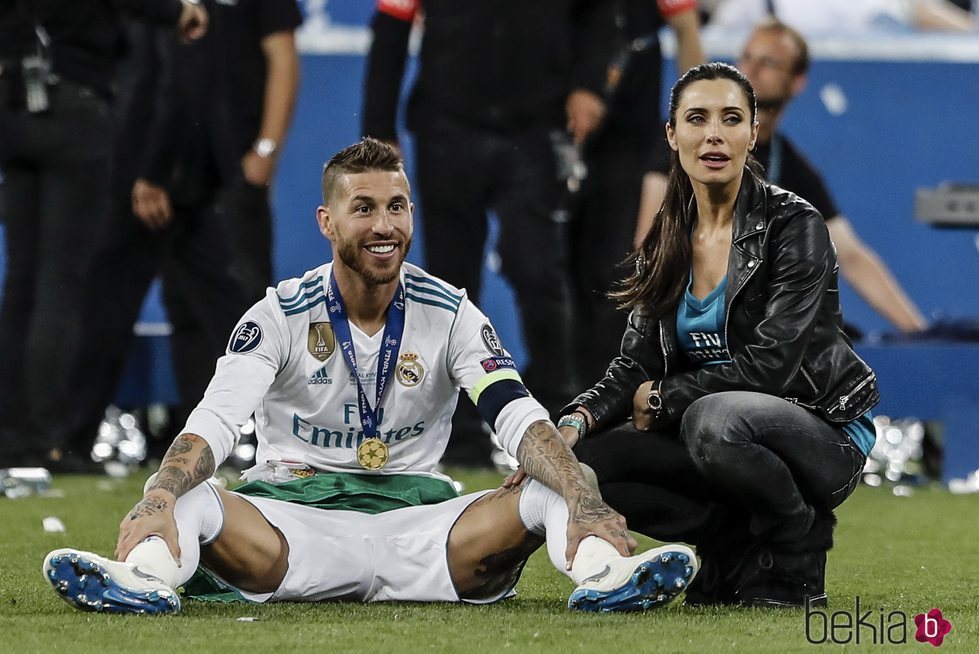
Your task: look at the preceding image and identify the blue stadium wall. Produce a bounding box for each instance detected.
[1,1,978,392]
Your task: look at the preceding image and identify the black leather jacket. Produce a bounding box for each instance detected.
[567,173,879,431]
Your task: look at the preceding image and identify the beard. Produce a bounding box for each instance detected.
[755,90,792,112]
[335,235,412,285]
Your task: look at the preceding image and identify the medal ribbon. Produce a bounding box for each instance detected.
[326,270,405,437]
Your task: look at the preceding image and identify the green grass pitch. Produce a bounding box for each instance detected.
[2,469,977,653]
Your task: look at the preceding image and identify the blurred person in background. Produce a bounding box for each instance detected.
[362,0,619,467]
[710,0,975,33]
[64,0,302,466]
[736,19,927,334]
[570,0,704,384]
[0,0,206,470]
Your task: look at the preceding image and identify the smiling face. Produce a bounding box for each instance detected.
[316,169,413,286]
[666,78,758,190]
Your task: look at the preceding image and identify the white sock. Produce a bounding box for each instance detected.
[517,479,623,582]
[569,536,623,585]
[125,481,224,588]
[125,536,181,588]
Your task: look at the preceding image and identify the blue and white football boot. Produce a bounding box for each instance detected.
[42,548,180,615]
[568,544,698,612]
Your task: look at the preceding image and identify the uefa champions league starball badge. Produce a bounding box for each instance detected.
[357,438,389,470]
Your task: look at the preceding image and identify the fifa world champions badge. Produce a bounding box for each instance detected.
[307,322,336,361]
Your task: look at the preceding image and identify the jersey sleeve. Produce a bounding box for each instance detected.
[376,0,420,22]
[362,3,414,141]
[446,298,549,459]
[657,0,698,18]
[182,289,288,465]
[257,0,304,38]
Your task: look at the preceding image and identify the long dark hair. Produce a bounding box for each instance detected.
[611,62,759,313]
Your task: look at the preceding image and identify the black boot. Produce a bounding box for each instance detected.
[684,509,752,607]
[732,512,836,608]
[684,554,733,606]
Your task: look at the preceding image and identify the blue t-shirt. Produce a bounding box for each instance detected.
[677,276,731,365]
[676,274,876,455]
[842,411,876,456]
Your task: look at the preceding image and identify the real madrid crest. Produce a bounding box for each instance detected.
[396,352,424,387]
[307,322,336,362]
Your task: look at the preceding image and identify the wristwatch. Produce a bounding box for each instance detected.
[646,382,664,414]
[253,138,278,158]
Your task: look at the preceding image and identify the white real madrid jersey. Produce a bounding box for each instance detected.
[184,262,548,480]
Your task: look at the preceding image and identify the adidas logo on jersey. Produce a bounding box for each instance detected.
[308,367,333,385]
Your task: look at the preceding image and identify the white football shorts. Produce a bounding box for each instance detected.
[229,489,516,604]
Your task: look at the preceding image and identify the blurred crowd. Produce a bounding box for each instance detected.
[2,0,971,474]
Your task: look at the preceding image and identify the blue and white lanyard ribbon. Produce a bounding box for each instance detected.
[325,270,405,436]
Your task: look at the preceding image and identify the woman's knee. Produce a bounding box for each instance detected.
[681,392,757,461]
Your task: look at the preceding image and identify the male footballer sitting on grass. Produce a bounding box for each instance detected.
[42,138,697,614]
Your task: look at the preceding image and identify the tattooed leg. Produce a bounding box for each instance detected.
[447,486,544,600]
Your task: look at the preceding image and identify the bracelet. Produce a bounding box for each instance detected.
[557,412,587,440]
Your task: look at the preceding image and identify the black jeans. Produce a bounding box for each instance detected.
[412,122,577,415]
[575,391,866,546]
[0,80,112,459]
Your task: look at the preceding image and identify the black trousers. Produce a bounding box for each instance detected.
[412,122,577,416]
[568,139,646,384]
[574,391,866,546]
[0,81,113,460]
[65,176,272,453]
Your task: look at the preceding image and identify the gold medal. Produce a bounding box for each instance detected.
[357,438,389,470]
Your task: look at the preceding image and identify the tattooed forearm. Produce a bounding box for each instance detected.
[516,420,592,500]
[195,444,215,482]
[151,467,193,497]
[128,496,170,520]
[569,491,618,524]
[167,436,194,456]
[145,433,216,500]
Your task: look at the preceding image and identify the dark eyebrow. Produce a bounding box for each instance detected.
[684,105,746,114]
[349,194,409,208]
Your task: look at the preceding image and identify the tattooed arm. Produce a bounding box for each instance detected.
[516,420,637,568]
[115,433,216,563]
